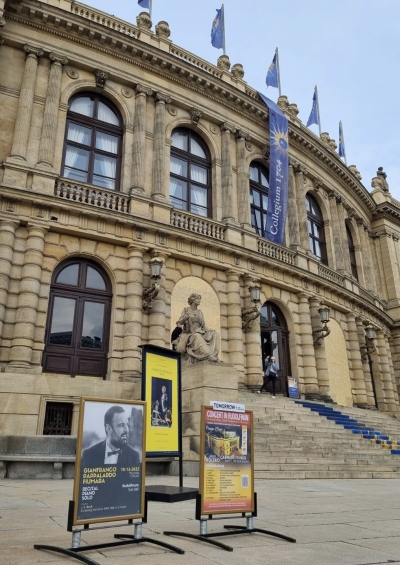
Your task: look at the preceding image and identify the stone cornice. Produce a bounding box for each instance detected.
[373,203,400,224]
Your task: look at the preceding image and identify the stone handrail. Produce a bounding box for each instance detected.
[55,180,131,213]
[170,210,225,240]
[359,287,377,305]
[170,45,223,78]
[257,239,296,265]
[71,2,138,37]
[318,263,345,286]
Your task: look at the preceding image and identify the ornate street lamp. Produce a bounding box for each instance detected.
[313,303,331,346]
[242,282,262,330]
[142,256,163,311]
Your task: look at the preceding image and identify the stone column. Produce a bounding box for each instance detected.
[386,335,399,404]
[356,219,369,289]
[10,45,44,160]
[328,191,344,272]
[0,220,19,342]
[309,297,331,401]
[37,52,68,168]
[152,92,171,201]
[365,229,377,293]
[148,251,168,347]
[130,84,152,195]
[226,270,245,382]
[7,224,48,371]
[294,164,309,250]
[243,275,262,387]
[376,329,396,412]
[236,130,251,227]
[356,319,376,408]
[378,232,399,302]
[337,201,351,274]
[121,244,147,380]
[288,162,300,249]
[391,327,400,397]
[346,313,368,407]
[220,123,236,222]
[298,293,320,399]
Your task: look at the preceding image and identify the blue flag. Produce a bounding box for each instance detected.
[258,93,289,246]
[338,122,346,159]
[266,53,278,88]
[138,0,150,8]
[306,89,319,127]
[211,8,224,49]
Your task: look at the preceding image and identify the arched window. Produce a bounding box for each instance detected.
[259,302,291,396]
[250,161,269,238]
[170,128,211,217]
[42,259,112,379]
[61,93,123,190]
[346,224,358,280]
[306,193,327,265]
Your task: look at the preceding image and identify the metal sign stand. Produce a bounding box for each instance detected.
[34,497,184,564]
[163,493,296,552]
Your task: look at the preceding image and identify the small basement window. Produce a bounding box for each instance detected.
[43,402,73,435]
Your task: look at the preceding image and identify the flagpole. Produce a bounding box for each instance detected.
[222,3,226,56]
[149,0,153,20]
[275,47,281,98]
[340,120,347,165]
[315,85,321,137]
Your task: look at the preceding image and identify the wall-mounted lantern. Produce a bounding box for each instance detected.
[142,256,163,311]
[313,303,331,346]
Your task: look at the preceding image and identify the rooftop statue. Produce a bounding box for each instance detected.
[175,293,220,364]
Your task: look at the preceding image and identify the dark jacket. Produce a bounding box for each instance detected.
[81,440,140,469]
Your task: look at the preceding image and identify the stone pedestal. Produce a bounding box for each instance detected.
[180,361,238,476]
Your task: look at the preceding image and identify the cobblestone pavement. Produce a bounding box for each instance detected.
[2,477,400,565]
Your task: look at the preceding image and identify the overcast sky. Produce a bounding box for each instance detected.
[83,0,400,201]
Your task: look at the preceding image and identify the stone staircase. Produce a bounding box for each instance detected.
[239,389,400,479]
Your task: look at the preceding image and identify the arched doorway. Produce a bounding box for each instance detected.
[42,259,112,378]
[260,302,291,396]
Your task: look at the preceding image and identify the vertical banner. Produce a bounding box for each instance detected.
[200,405,254,515]
[73,397,146,526]
[141,345,181,457]
[258,92,289,245]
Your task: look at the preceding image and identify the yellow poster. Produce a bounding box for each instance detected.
[144,351,180,456]
[200,406,254,515]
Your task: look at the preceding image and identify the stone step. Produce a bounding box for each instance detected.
[254,471,400,479]
[254,464,400,472]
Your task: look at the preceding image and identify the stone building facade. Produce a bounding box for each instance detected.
[1,0,400,444]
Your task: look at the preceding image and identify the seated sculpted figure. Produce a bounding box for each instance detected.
[175,293,220,363]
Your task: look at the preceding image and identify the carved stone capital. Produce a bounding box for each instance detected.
[220,122,236,135]
[24,44,44,59]
[155,20,170,38]
[136,83,152,97]
[189,107,202,125]
[155,92,172,105]
[236,129,250,142]
[231,63,244,79]
[94,68,108,89]
[293,161,307,176]
[347,208,356,219]
[328,189,340,201]
[136,11,152,30]
[261,144,270,161]
[313,178,323,191]
[217,54,231,71]
[49,52,68,66]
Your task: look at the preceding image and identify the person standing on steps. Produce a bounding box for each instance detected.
[258,356,279,398]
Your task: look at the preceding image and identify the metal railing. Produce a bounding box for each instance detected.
[55,180,131,213]
[170,210,225,240]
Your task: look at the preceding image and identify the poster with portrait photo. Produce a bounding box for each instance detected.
[151,377,172,428]
[72,397,146,526]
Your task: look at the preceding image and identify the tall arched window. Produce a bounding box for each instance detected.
[61,93,123,190]
[170,128,211,217]
[42,259,112,379]
[346,224,358,280]
[306,193,327,265]
[250,161,269,238]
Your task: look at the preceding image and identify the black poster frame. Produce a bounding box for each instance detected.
[140,344,182,459]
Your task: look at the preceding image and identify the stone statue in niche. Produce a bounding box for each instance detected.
[175,293,220,363]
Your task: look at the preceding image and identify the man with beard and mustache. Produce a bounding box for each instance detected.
[80,405,141,517]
